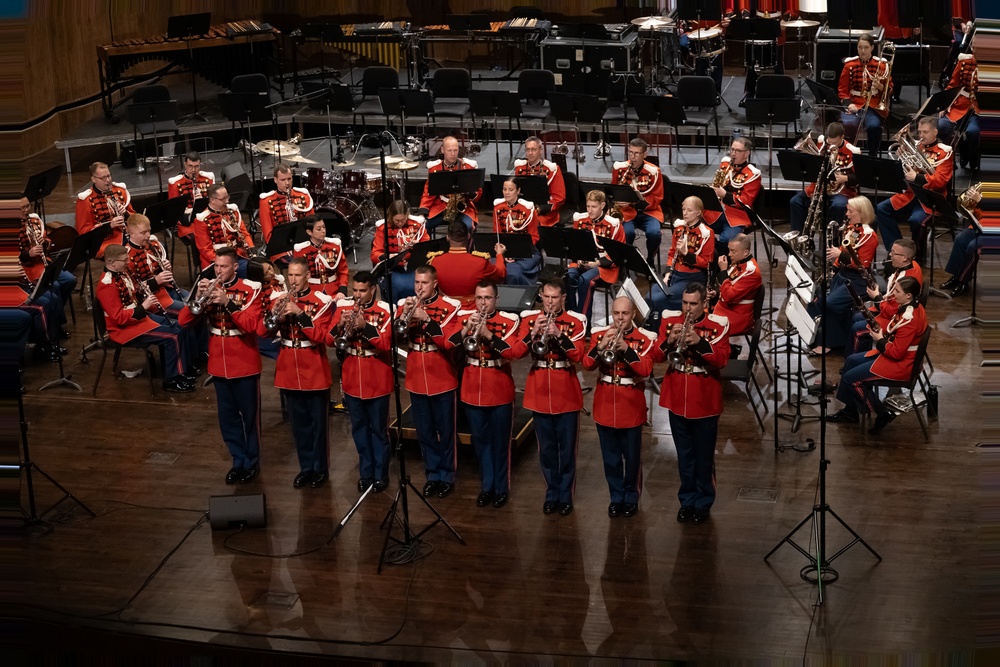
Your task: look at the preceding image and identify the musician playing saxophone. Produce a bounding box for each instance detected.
[874,116,954,256]
[371,200,429,300]
[126,214,187,315]
[838,34,892,158]
[259,164,314,245]
[75,162,135,257]
[193,184,255,277]
[652,282,730,526]
[582,296,655,519]
[707,137,761,246]
[788,122,860,234]
[611,138,665,264]
[418,136,482,232]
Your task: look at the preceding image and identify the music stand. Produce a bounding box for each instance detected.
[630,95,686,164]
[143,195,188,251]
[537,226,601,272]
[910,183,959,298]
[69,226,113,361]
[897,0,952,106]
[804,79,844,125]
[745,98,800,191]
[128,100,179,195]
[490,173,549,207]
[23,165,62,223]
[601,237,667,295]
[548,93,606,180]
[427,169,485,200]
[167,12,212,122]
[777,150,827,192]
[472,233,535,260]
[218,91,272,184]
[373,238,450,280]
[853,155,907,202]
[265,220,309,259]
[469,90,523,168]
[826,1,878,45]
[912,88,960,123]
[378,88,434,143]
[665,182,724,219]
[299,24,346,84]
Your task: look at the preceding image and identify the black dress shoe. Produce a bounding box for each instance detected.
[422,480,439,497]
[476,491,494,507]
[293,471,313,488]
[543,501,558,514]
[59,327,71,340]
[868,411,896,435]
[826,409,859,424]
[358,479,372,493]
[373,479,389,493]
[949,282,968,297]
[309,471,329,488]
[436,482,454,498]
[163,378,195,393]
[677,506,694,523]
[225,467,242,484]
[179,373,198,384]
[608,503,623,518]
[239,465,259,483]
[492,492,508,508]
[623,503,638,517]
[558,502,574,516]
[692,509,710,524]
[940,277,959,290]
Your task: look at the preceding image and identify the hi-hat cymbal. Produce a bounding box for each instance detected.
[286,154,318,165]
[781,18,820,29]
[390,160,419,171]
[631,15,673,29]
[255,140,302,156]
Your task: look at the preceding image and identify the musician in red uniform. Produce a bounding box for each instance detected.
[513,136,566,228]
[652,282,730,525]
[582,296,656,518]
[125,214,187,314]
[259,257,334,488]
[707,137,762,246]
[567,190,625,320]
[942,186,983,297]
[511,279,587,516]
[808,196,880,353]
[396,266,462,497]
[329,271,395,493]
[493,178,541,286]
[648,195,715,319]
[248,257,285,361]
[788,122,860,233]
[259,164,315,244]
[293,216,348,300]
[875,116,954,255]
[418,136,482,232]
[19,196,76,306]
[711,232,761,338]
[179,248,263,484]
[75,162,135,257]
[828,277,927,435]
[938,30,979,175]
[167,151,215,237]
[193,184,254,277]
[371,200,429,301]
[450,281,521,508]
[838,33,892,158]
[429,221,506,307]
[611,138,665,263]
[849,238,922,355]
[95,244,196,393]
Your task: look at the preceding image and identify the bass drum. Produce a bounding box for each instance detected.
[316,192,377,246]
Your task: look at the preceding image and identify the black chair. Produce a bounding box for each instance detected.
[518,69,555,122]
[754,74,800,137]
[129,84,180,171]
[675,76,720,158]
[431,68,472,126]
[861,327,933,442]
[720,318,768,432]
[352,66,399,129]
[91,301,157,398]
[600,75,642,159]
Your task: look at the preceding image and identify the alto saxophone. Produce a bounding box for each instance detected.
[443,194,466,223]
[711,164,729,189]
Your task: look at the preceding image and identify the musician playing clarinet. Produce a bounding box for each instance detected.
[371,200,429,300]
[611,138,664,264]
[126,213,187,314]
[75,162,135,257]
[193,184,255,277]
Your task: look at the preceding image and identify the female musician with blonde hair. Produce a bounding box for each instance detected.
[648,195,715,324]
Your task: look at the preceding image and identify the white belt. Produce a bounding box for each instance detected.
[907,345,918,352]
[308,277,336,284]
[673,364,708,375]
[959,90,971,98]
[468,358,503,368]
[599,375,636,386]
[409,342,439,352]
[533,360,572,370]
[344,348,376,357]
[209,327,243,337]
[736,299,755,305]
[213,243,231,250]
[281,339,314,348]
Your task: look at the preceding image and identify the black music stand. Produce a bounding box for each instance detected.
[167,12,212,123]
[601,237,667,295]
[745,98,800,190]
[777,150,828,192]
[427,168,485,200]
[897,0,953,105]
[468,90,523,168]
[666,182,724,219]
[910,183,959,298]
[128,100,179,195]
[299,24,346,84]
[472,233,535,260]
[912,88,960,124]
[34,250,82,393]
[827,1,878,49]
[144,195,188,235]
[378,88,434,146]
[490,173,549,207]
[218,91,272,185]
[853,155,907,202]
[23,165,62,223]
[538,226,601,272]
[804,79,844,126]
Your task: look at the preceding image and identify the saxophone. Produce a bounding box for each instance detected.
[711,164,729,188]
[443,194,466,223]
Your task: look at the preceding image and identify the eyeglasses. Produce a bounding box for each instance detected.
[627,151,645,157]
[94,174,113,181]
[731,148,749,153]
[211,195,229,201]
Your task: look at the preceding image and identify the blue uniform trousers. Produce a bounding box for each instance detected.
[344,393,391,484]
[286,388,330,474]
[841,110,883,158]
[466,402,513,495]
[623,212,663,258]
[876,198,929,251]
[836,352,883,416]
[425,211,475,232]
[214,374,262,469]
[130,313,192,379]
[848,312,875,356]
[808,269,867,350]
[533,411,579,504]
[668,411,718,511]
[789,191,849,233]
[596,423,643,504]
[566,266,602,320]
[411,390,457,484]
[503,250,541,286]
[381,269,416,301]
[946,227,981,282]
[649,268,706,316]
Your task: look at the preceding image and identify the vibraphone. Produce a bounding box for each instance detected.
[96,20,278,119]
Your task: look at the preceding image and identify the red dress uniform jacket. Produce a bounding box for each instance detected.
[493,197,539,244]
[582,325,656,429]
[804,138,860,199]
[370,215,429,267]
[19,214,48,284]
[294,238,348,297]
[611,160,665,223]
[167,171,215,236]
[703,158,762,230]
[430,247,507,307]
[945,53,978,123]
[449,309,521,407]
[652,311,730,419]
[259,287,334,391]
[126,236,173,306]
[867,303,927,381]
[572,212,626,285]
[888,143,955,213]
[513,158,566,227]
[712,256,762,336]
[259,187,315,243]
[667,219,715,277]
[511,309,587,414]
[419,157,483,222]
[193,204,254,269]
[838,56,892,119]
[75,183,135,257]
[178,278,262,378]
[871,263,924,329]
[834,222,878,271]
[396,292,461,395]
[95,270,158,344]
[329,298,394,399]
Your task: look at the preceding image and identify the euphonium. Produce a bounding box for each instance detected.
[189,277,221,316]
[888,125,936,175]
[667,310,696,367]
[463,306,489,352]
[793,130,822,155]
[598,324,625,365]
[531,306,555,356]
[335,301,364,351]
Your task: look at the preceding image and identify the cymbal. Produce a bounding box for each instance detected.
[631,15,673,29]
[390,160,419,171]
[286,154,318,165]
[334,160,356,167]
[255,140,301,156]
[781,19,820,29]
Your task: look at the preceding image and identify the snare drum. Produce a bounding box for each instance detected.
[366,173,389,193]
[689,27,724,58]
[307,168,338,198]
[341,169,367,193]
[744,39,778,70]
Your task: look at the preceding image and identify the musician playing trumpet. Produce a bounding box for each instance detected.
[493,178,541,286]
[193,184,255,277]
[259,164,315,245]
[611,138,665,264]
[126,214,187,315]
[75,162,135,257]
[788,122,860,234]
[395,266,462,499]
[293,216,348,300]
[648,196,715,322]
[874,116,954,257]
[371,200,429,300]
[449,281,521,508]
[582,296,656,519]
[838,34,892,158]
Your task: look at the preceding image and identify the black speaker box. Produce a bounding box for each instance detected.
[209,493,267,530]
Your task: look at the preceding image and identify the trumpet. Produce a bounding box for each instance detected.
[394,296,422,335]
[530,306,556,356]
[189,277,221,316]
[335,301,364,352]
[263,291,291,332]
[667,310,696,368]
[463,306,489,352]
[598,324,625,365]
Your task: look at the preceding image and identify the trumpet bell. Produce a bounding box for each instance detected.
[393,319,410,335]
[667,351,685,366]
[531,340,549,356]
[463,336,479,352]
[599,349,618,365]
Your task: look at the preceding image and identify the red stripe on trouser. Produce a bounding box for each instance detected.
[144,330,184,377]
